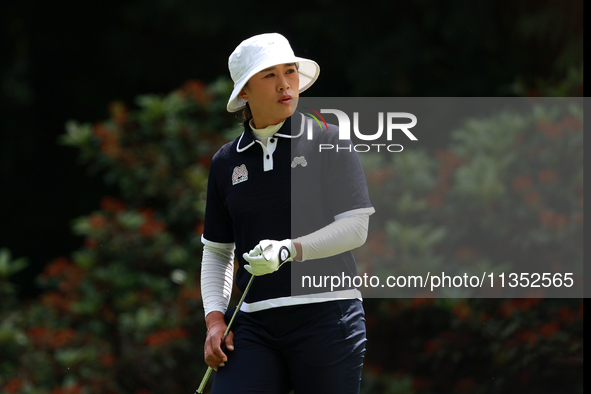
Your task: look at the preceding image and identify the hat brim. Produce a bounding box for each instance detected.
[226,56,320,113]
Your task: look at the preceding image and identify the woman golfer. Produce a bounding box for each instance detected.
[200,32,374,393]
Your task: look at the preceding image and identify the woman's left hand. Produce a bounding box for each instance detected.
[243,239,296,276]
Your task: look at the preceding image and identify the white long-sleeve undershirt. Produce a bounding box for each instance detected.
[294,211,370,261]
[200,210,372,318]
[200,242,235,318]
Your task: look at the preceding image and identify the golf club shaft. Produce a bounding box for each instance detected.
[196,274,255,393]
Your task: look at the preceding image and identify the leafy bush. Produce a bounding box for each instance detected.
[357,99,583,393]
[0,78,239,394]
[0,81,583,394]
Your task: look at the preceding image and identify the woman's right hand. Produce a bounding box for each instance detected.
[204,314,234,371]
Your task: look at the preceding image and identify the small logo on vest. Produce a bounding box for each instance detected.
[291,156,307,168]
[232,164,248,185]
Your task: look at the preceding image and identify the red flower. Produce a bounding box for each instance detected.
[523,192,541,206]
[137,288,154,301]
[101,306,117,324]
[539,322,560,338]
[539,210,568,230]
[424,339,441,354]
[512,133,525,146]
[179,80,212,104]
[100,197,126,213]
[40,258,86,291]
[500,298,541,317]
[539,211,554,227]
[435,182,450,195]
[138,208,166,237]
[365,230,385,256]
[92,123,108,138]
[27,326,51,346]
[138,207,155,220]
[84,237,98,249]
[518,329,538,346]
[198,156,212,169]
[52,328,77,348]
[536,120,563,138]
[4,379,24,393]
[40,292,73,314]
[555,214,568,229]
[512,176,533,192]
[99,353,115,368]
[50,385,82,394]
[558,307,575,324]
[93,123,121,158]
[435,149,463,181]
[455,246,477,261]
[538,169,558,184]
[370,364,383,376]
[145,328,188,348]
[108,101,129,125]
[528,148,541,158]
[499,301,516,317]
[27,327,77,349]
[425,193,444,209]
[42,257,71,277]
[139,219,167,237]
[452,303,471,320]
[179,287,201,301]
[559,114,581,131]
[89,213,108,230]
[365,168,392,185]
[410,297,434,308]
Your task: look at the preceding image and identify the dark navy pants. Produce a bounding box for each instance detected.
[211,299,367,394]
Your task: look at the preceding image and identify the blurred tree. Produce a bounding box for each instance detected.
[357,96,583,393]
[1,78,583,394]
[0,78,239,394]
[0,0,583,294]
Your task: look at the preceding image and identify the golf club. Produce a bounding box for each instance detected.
[195,273,255,393]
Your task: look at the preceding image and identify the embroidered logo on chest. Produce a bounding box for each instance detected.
[291,156,308,168]
[232,164,248,185]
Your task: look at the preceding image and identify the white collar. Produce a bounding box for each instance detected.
[236,112,305,152]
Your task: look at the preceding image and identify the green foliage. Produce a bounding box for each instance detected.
[0,82,584,393]
[0,248,28,279]
[0,248,28,302]
[357,100,583,393]
[0,79,238,394]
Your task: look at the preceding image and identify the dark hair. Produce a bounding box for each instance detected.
[242,101,253,121]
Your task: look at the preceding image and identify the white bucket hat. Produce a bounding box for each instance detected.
[226,33,320,113]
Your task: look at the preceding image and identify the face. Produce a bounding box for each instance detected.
[238,63,300,128]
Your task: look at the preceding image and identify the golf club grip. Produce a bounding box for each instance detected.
[196,367,213,393]
[196,340,227,393]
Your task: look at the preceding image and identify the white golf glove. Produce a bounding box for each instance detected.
[242,239,296,276]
